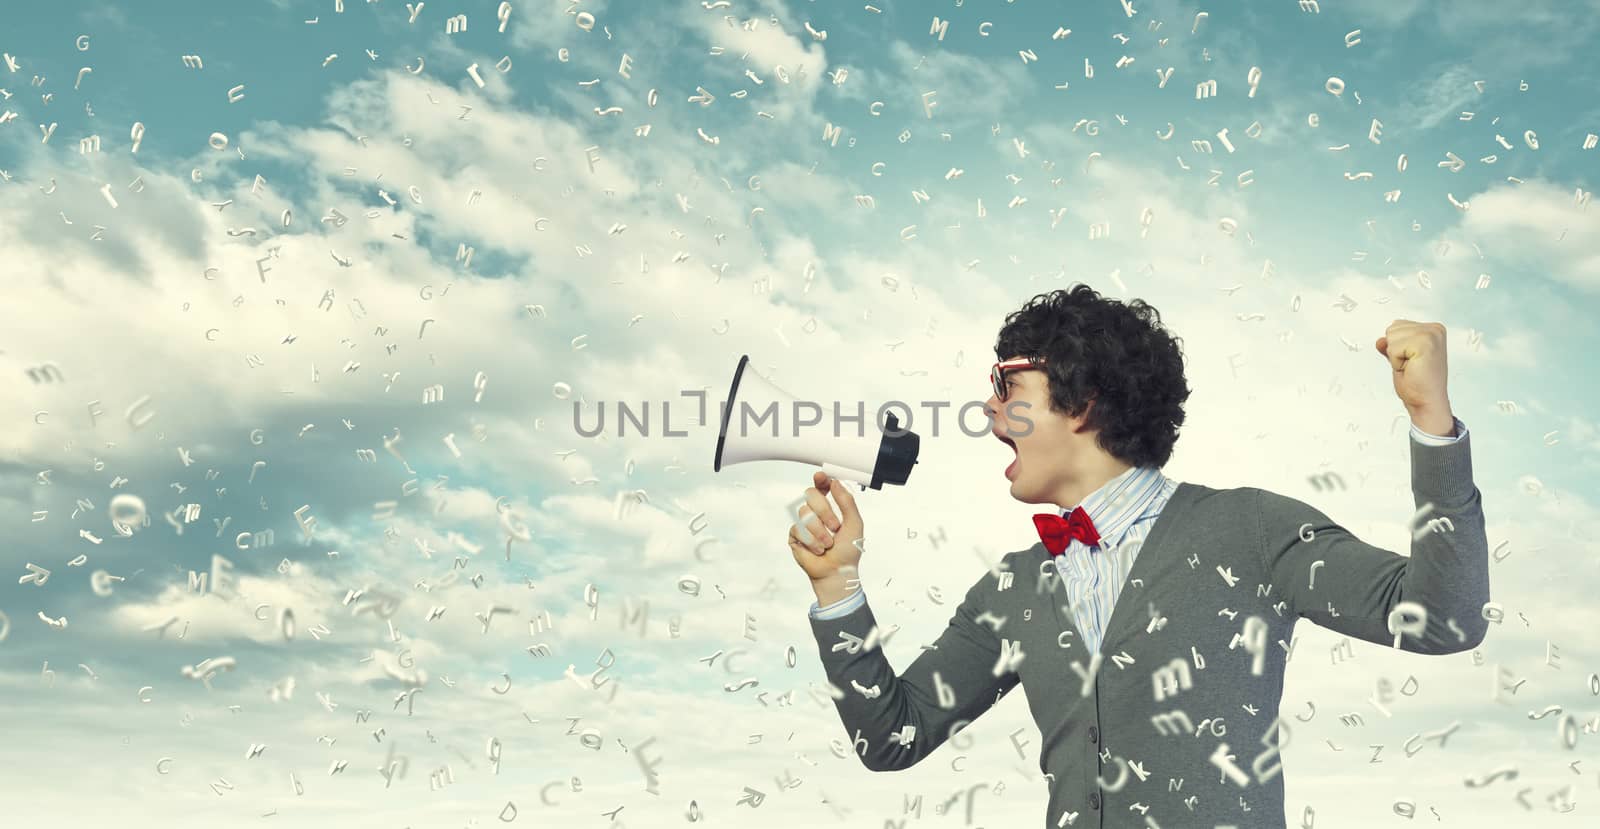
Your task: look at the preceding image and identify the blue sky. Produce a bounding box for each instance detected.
[2,1,1599,826]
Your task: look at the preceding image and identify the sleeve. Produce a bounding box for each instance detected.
[1256,423,1490,654]
[1410,415,1468,446]
[811,589,869,621]
[807,561,1022,771]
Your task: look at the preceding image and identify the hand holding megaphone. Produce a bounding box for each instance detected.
[709,354,899,608]
[788,470,865,591]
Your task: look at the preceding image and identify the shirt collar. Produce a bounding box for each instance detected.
[1060,465,1167,550]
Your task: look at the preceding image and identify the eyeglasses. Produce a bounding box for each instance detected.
[991,357,1046,402]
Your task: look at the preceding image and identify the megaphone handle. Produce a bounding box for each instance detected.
[820,462,872,490]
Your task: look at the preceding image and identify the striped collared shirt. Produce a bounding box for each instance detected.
[1050,464,1178,655]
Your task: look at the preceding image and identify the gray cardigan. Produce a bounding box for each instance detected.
[808,430,1489,828]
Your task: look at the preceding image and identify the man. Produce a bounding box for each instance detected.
[786,285,1488,828]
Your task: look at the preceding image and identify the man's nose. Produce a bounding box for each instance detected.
[983,393,1000,421]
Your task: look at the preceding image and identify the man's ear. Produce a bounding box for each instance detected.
[1070,397,1097,432]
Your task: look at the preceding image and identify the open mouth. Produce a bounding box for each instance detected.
[996,433,1018,479]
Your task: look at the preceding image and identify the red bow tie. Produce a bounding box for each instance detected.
[1034,507,1101,555]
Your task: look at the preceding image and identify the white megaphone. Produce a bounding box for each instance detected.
[713,354,920,490]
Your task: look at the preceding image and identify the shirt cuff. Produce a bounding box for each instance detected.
[809,589,867,620]
[1410,415,1468,446]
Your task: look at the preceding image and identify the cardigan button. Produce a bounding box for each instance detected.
[1089,792,1100,810]
[1088,725,1098,743]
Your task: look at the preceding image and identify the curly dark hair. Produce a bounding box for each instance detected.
[993,284,1190,468]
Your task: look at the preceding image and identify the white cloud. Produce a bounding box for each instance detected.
[107,566,339,645]
[1453,179,1600,291]
[883,39,1030,127]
